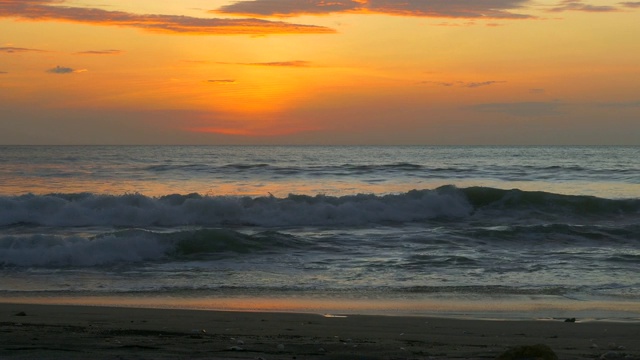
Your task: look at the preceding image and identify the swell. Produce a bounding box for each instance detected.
[461,187,640,217]
[140,161,639,181]
[466,223,640,243]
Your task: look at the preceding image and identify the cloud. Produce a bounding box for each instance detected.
[0,46,45,53]
[247,60,312,67]
[214,0,362,17]
[213,0,535,19]
[465,81,507,88]
[206,79,236,84]
[530,88,546,94]
[548,0,619,12]
[0,71,7,74]
[620,1,640,7]
[0,0,334,35]
[75,49,123,55]
[47,66,74,74]
[433,22,474,27]
[421,80,506,88]
[219,60,313,67]
[469,101,565,116]
[46,65,86,74]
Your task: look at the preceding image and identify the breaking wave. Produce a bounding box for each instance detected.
[1,186,638,228]
[2,186,638,268]
[0,229,303,267]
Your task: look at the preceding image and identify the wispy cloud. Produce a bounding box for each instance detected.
[469,101,565,116]
[214,0,535,19]
[620,1,640,7]
[465,81,507,88]
[0,46,46,53]
[548,0,619,12]
[75,49,123,55]
[247,60,312,67]
[218,60,313,67]
[0,71,7,74]
[0,0,334,35]
[206,79,236,84]
[421,80,506,88]
[433,22,475,27]
[46,65,86,74]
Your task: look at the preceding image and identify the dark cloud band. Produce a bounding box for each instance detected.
[214,0,534,19]
[0,46,46,53]
[548,0,618,12]
[75,50,123,55]
[0,0,334,35]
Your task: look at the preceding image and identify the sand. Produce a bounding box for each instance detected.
[1,303,638,359]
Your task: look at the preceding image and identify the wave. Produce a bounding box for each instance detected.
[143,162,430,177]
[0,228,305,267]
[1,186,638,228]
[2,224,639,268]
[466,223,640,244]
[0,188,471,227]
[462,187,640,216]
[0,231,168,267]
[138,160,640,183]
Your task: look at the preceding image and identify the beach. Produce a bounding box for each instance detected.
[1,303,638,359]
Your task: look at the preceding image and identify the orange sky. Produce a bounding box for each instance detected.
[1,0,639,144]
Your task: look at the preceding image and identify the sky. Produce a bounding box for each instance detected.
[1,0,639,145]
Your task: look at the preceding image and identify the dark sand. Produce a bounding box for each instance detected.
[1,303,638,359]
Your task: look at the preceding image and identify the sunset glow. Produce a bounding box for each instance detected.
[1,0,639,144]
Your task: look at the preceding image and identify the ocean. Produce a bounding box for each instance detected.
[1,145,639,320]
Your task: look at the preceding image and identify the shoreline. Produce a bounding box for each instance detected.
[2,293,639,323]
[2,303,639,359]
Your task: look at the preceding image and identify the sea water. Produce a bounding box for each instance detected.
[1,146,639,320]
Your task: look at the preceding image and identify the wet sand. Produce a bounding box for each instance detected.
[1,303,638,359]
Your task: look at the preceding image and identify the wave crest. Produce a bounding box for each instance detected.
[0,188,472,227]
